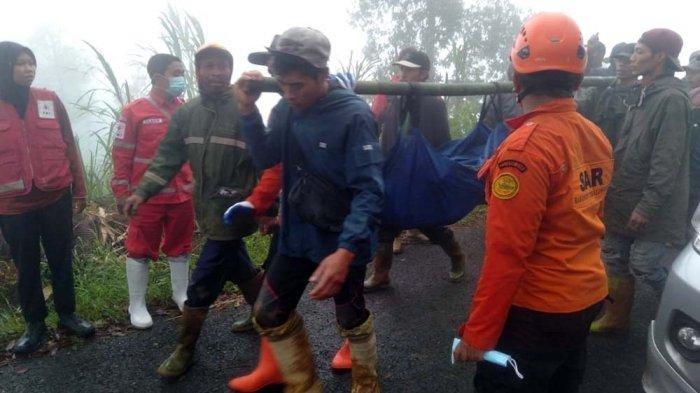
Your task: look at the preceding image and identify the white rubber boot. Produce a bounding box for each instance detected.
[169,254,190,312]
[126,258,153,329]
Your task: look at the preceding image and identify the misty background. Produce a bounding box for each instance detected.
[2,0,698,202]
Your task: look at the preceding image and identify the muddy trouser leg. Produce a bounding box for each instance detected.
[628,239,670,294]
[0,207,47,324]
[474,302,603,393]
[374,227,399,273]
[420,226,465,280]
[253,254,321,392]
[601,232,634,280]
[336,266,379,392]
[186,238,259,308]
[262,229,280,271]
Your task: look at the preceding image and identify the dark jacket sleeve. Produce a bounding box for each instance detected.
[134,108,187,199]
[419,96,451,148]
[239,103,284,170]
[635,94,691,219]
[338,112,384,256]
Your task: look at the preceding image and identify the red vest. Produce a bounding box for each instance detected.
[111,94,193,204]
[0,88,73,198]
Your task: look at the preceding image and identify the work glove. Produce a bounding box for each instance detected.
[329,72,356,90]
[223,201,255,227]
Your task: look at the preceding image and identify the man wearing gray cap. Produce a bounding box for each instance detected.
[577,42,638,147]
[593,28,692,334]
[233,27,383,392]
[684,51,700,218]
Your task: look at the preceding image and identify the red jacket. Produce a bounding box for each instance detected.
[111,92,193,204]
[460,98,611,350]
[0,88,85,207]
[247,164,282,215]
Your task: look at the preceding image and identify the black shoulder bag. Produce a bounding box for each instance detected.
[285,108,351,232]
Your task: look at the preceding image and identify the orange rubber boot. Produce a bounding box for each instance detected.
[228,338,284,392]
[331,339,352,372]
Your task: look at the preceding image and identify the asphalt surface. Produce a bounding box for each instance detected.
[0,224,654,393]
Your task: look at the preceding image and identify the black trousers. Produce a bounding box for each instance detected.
[254,254,369,330]
[0,192,75,323]
[186,238,259,308]
[474,302,603,393]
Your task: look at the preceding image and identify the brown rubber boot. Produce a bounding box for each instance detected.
[255,312,322,393]
[439,237,466,282]
[363,243,393,292]
[590,276,635,334]
[340,314,380,393]
[232,271,264,333]
[392,235,403,254]
[157,305,208,379]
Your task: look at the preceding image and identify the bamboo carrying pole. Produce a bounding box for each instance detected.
[251,76,615,96]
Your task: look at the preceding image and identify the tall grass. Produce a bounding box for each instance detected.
[0,6,218,347]
[0,233,271,345]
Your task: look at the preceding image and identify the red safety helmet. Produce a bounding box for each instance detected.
[511,12,587,75]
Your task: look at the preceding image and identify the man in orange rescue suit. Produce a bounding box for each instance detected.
[453,13,613,393]
[111,54,195,329]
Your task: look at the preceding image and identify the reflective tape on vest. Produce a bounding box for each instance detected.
[184,137,204,145]
[159,187,176,194]
[143,171,168,186]
[182,183,194,192]
[133,156,152,165]
[0,179,25,194]
[114,140,136,150]
[210,136,246,149]
[112,179,129,186]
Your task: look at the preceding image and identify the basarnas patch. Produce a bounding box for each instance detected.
[492,173,519,200]
[498,159,527,173]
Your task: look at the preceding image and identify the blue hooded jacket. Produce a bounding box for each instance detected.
[239,86,384,265]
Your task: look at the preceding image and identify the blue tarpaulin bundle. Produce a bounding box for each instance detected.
[380,121,508,229]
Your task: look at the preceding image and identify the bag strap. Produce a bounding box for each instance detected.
[479,93,505,125]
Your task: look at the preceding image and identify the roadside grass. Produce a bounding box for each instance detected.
[0,232,271,347]
[456,204,487,228]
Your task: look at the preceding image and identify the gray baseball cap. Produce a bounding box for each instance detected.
[684,50,700,72]
[248,27,331,69]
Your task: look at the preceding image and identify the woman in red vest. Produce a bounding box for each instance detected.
[0,42,94,354]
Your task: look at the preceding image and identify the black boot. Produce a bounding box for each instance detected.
[58,314,95,338]
[232,271,263,333]
[12,321,46,354]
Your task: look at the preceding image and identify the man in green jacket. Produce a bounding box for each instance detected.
[592,29,692,334]
[122,44,264,378]
[577,42,638,147]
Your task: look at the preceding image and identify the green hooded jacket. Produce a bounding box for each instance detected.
[604,75,691,245]
[135,92,258,240]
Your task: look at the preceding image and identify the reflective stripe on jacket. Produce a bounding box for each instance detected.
[111,93,192,204]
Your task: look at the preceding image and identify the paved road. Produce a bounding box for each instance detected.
[0,224,653,392]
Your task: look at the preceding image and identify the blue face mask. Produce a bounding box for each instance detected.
[166,76,186,97]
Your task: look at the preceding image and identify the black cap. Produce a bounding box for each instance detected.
[393,49,431,71]
[609,42,635,61]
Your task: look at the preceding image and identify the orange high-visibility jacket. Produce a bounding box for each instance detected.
[461,98,612,350]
